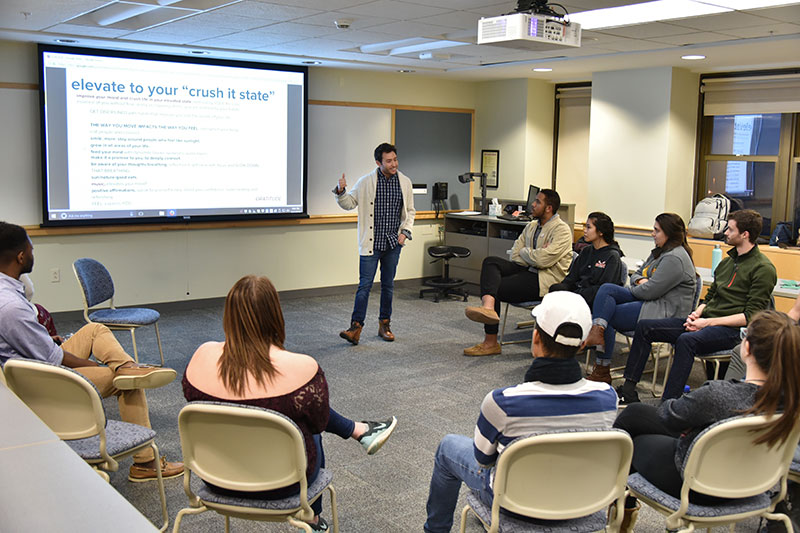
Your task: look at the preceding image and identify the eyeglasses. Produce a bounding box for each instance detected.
[740,327,748,341]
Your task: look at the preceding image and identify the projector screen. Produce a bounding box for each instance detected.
[38,44,307,227]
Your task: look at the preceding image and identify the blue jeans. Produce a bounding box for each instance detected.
[351,245,402,324]
[424,434,494,533]
[326,408,355,440]
[623,317,740,399]
[591,283,643,359]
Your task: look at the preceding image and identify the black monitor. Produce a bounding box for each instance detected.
[525,185,541,215]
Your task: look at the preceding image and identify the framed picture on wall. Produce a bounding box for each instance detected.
[481,149,499,188]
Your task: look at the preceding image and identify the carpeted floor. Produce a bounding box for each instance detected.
[51,283,761,532]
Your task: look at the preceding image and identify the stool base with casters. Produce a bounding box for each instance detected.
[419,245,471,303]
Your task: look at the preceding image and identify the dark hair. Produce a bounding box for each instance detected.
[374,143,397,163]
[535,323,582,359]
[539,189,561,215]
[743,310,800,447]
[653,213,693,261]
[0,221,29,265]
[728,209,763,244]
[587,211,620,250]
[219,275,285,396]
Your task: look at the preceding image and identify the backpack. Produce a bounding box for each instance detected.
[688,194,731,240]
[770,221,795,248]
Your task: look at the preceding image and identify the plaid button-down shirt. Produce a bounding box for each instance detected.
[373,168,403,251]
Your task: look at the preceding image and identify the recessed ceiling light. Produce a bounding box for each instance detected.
[397,69,415,73]
[533,67,553,72]
[302,60,322,65]
[55,38,78,44]
[681,54,706,60]
[188,50,209,55]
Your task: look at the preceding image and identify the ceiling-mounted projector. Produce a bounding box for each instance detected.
[477,12,581,51]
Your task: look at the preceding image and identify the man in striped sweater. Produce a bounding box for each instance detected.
[424,291,618,533]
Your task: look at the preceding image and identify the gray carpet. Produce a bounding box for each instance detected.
[51,284,762,532]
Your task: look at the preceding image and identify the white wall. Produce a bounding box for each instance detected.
[587,67,699,228]
[473,78,554,201]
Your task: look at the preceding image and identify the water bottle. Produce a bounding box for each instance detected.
[711,244,722,275]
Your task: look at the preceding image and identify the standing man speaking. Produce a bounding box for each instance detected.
[333,143,415,345]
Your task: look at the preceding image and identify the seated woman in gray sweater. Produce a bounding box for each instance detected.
[582,213,696,384]
[612,310,800,532]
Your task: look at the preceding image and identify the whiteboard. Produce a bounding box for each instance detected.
[307,104,392,216]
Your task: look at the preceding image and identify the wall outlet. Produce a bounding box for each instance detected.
[50,268,60,283]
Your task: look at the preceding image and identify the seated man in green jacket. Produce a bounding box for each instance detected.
[463,189,573,356]
[617,209,777,402]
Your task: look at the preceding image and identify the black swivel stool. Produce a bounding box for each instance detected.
[419,245,471,302]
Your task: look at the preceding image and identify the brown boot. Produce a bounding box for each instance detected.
[581,324,605,349]
[586,363,612,385]
[339,321,363,345]
[620,502,639,533]
[378,319,395,342]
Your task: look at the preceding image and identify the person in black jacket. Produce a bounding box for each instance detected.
[549,211,625,307]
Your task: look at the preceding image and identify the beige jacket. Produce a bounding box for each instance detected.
[509,214,573,297]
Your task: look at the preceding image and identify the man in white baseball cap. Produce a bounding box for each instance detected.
[424,291,618,532]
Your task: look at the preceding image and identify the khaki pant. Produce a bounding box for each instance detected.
[62,323,154,462]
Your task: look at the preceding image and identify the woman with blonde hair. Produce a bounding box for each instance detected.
[183,275,396,531]
[612,310,800,532]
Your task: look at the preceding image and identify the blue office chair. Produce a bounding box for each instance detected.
[72,258,164,366]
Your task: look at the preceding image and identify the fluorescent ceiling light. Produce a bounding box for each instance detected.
[681,54,706,59]
[533,67,552,71]
[389,40,468,56]
[570,0,731,30]
[697,0,800,8]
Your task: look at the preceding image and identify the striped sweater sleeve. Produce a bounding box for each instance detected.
[473,388,505,466]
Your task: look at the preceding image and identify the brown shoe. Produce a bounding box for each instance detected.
[463,343,501,357]
[339,321,363,345]
[378,319,395,342]
[128,456,184,482]
[586,363,612,385]
[465,306,500,325]
[112,364,176,391]
[581,324,605,350]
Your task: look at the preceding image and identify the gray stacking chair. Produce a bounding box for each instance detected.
[174,402,338,533]
[3,358,169,531]
[460,429,633,533]
[628,414,800,533]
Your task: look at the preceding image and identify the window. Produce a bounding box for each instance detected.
[697,72,800,236]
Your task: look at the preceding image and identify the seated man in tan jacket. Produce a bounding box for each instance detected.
[463,189,573,356]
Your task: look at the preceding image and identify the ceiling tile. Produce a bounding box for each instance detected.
[292,11,392,29]
[597,37,672,51]
[174,11,273,31]
[255,21,341,38]
[417,10,484,30]
[664,11,781,31]
[339,0,451,20]
[647,31,737,45]
[0,0,108,31]
[215,1,321,21]
[744,4,800,24]
[41,23,134,38]
[366,20,455,37]
[595,21,701,39]
[717,21,800,38]
[190,31,300,48]
[401,0,508,8]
